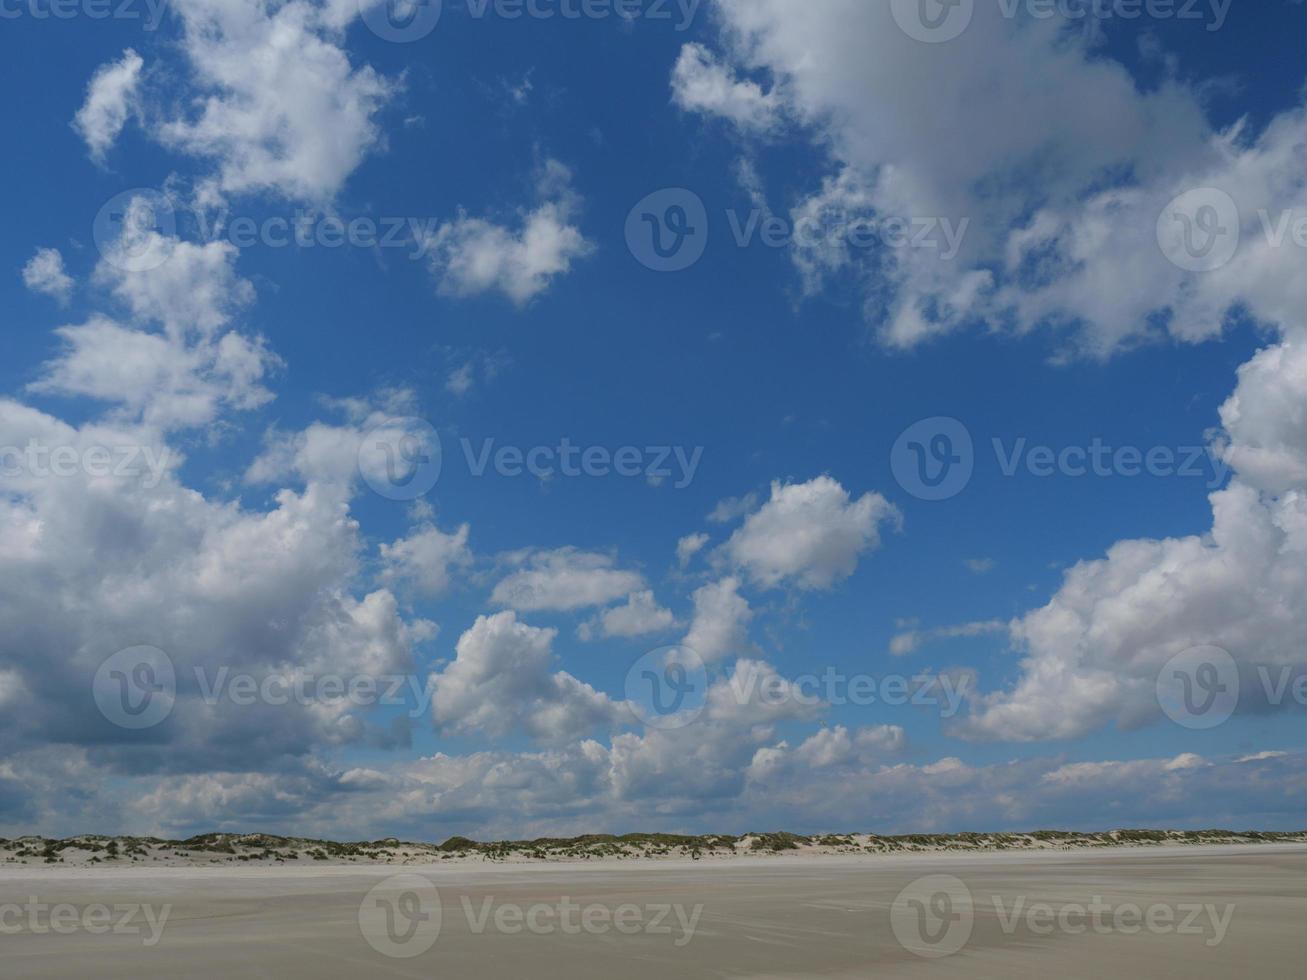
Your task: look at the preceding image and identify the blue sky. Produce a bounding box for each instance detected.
[2,0,1306,839]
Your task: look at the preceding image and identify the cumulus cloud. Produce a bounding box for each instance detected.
[1,202,436,798]
[30,199,275,431]
[578,591,676,641]
[491,548,645,613]
[681,2,1307,754]
[671,42,782,133]
[721,476,900,589]
[21,248,73,304]
[154,0,394,203]
[962,330,1307,740]
[890,620,1006,658]
[676,532,709,567]
[681,2,1223,354]
[0,393,434,777]
[380,521,473,597]
[429,612,621,743]
[73,49,143,161]
[425,160,593,305]
[244,389,425,492]
[682,576,752,662]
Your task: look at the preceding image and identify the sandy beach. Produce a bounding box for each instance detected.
[2,843,1304,978]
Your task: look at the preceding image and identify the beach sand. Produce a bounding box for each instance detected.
[2,844,1303,977]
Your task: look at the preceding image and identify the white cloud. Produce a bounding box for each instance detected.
[445,363,475,397]
[155,0,394,203]
[676,532,709,567]
[682,576,752,663]
[707,492,757,524]
[962,331,1307,741]
[491,548,645,613]
[684,2,1222,354]
[73,49,143,161]
[578,591,676,641]
[245,391,423,491]
[429,612,621,743]
[0,397,433,776]
[9,734,1306,841]
[671,42,782,133]
[30,203,275,431]
[380,522,473,597]
[721,477,900,589]
[21,248,73,304]
[1216,338,1307,494]
[425,160,593,305]
[890,620,1006,658]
